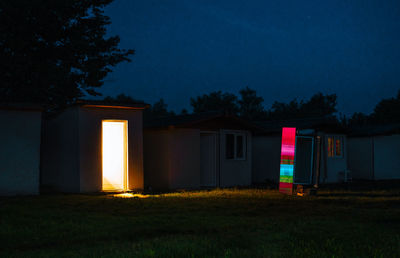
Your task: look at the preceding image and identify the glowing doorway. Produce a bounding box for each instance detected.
[102,120,128,191]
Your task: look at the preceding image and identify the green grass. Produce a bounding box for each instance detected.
[0,188,399,257]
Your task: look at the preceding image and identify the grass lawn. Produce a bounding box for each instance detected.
[0,188,399,257]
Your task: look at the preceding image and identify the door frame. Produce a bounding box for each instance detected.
[101,119,129,191]
[200,131,218,187]
[294,136,314,185]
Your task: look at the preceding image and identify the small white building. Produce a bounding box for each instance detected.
[347,124,400,180]
[41,100,148,193]
[252,117,349,186]
[144,113,255,190]
[0,104,42,195]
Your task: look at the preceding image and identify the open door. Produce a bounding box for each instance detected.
[294,136,314,185]
[102,120,128,191]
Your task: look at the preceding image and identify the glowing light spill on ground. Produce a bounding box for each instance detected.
[113,193,156,198]
[279,127,296,195]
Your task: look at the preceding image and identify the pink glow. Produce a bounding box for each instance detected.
[281,145,295,155]
[279,127,296,195]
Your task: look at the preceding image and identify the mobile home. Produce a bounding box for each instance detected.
[252,117,348,186]
[144,112,255,190]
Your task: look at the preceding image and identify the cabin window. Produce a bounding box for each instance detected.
[226,134,235,159]
[327,136,343,158]
[327,137,334,157]
[335,139,342,156]
[226,133,246,160]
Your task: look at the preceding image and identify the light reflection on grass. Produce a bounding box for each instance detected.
[113,193,158,198]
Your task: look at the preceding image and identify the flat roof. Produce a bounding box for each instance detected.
[253,116,344,135]
[144,111,261,131]
[76,100,150,110]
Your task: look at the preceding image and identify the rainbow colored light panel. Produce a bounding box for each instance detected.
[279,127,296,195]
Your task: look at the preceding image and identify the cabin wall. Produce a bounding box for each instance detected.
[78,107,144,192]
[145,127,253,190]
[143,130,170,190]
[252,135,281,184]
[0,110,42,195]
[41,107,80,192]
[347,137,374,180]
[219,130,252,187]
[168,129,201,189]
[373,135,400,180]
[144,129,200,190]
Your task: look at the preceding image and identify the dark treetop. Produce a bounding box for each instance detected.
[0,0,133,109]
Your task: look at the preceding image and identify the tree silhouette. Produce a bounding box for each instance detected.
[347,112,370,126]
[300,93,337,117]
[144,98,175,120]
[267,99,301,120]
[0,0,133,108]
[190,91,239,114]
[346,89,400,126]
[103,93,144,104]
[238,86,266,120]
[266,93,337,120]
[180,108,188,115]
[370,90,400,124]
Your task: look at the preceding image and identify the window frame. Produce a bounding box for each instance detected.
[225,131,247,161]
[327,135,344,158]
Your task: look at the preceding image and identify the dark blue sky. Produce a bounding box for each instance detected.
[101,0,400,115]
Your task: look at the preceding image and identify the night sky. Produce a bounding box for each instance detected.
[101,0,400,115]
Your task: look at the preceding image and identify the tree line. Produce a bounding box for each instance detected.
[105,87,400,126]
